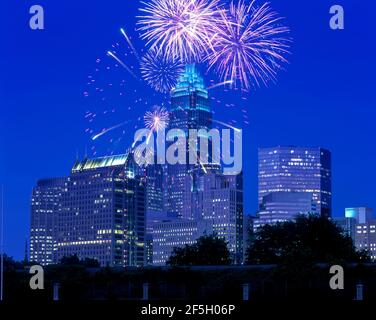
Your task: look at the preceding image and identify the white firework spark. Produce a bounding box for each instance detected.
[137,0,222,63]
[207,0,290,89]
[144,106,170,132]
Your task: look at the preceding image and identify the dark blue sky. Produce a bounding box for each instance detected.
[1,0,375,259]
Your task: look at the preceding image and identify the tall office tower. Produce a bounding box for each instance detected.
[165,64,212,217]
[256,146,332,227]
[41,153,146,267]
[158,64,244,264]
[335,207,376,260]
[199,172,244,263]
[54,154,145,267]
[30,178,65,265]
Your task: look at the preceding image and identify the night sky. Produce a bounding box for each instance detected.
[1,0,375,259]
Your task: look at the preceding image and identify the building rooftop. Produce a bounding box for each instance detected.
[71,153,130,173]
[171,64,208,100]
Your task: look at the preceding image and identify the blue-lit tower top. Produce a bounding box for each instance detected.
[170,64,210,113]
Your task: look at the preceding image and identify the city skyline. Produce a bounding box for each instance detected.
[1,0,376,260]
[30,65,245,266]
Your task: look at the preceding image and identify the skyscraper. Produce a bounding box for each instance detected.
[165,64,212,217]
[158,64,244,264]
[256,146,332,227]
[30,178,65,265]
[200,172,244,263]
[30,153,146,267]
[179,170,244,262]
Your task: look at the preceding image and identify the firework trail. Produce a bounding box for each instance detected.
[137,0,222,63]
[211,119,241,132]
[140,49,185,93]
[120,28,141,61]
[107,50,138,80]
[207,0,290,89]
[91,120,133,141]
[207,80,234,90]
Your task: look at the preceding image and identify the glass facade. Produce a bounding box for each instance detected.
[30,178,65,265]
[199,173,244,263]
[152,218,213,265]
[256,146,332,226]
[30,153,146,267]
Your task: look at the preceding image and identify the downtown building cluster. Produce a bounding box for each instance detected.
[30,65,373,266]
[30,65,244,266]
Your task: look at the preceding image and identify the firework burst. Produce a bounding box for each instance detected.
[207,0,290,89]
[140,49,184,93]
[137,0,221,62]
[144,106,170,132]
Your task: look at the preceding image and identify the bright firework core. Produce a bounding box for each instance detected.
[144,106,170,132]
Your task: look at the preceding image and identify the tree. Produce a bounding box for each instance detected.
[2,254,23,271]
[246,214,370,265]
[60,254,81,265]
[60,254,99,267]
[167,234,231,266]
[82,257,100,268]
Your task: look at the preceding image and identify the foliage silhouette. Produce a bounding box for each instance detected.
[167,234,231,266]
[246,214,370,265]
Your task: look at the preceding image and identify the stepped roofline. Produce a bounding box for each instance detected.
[171,64,208,99]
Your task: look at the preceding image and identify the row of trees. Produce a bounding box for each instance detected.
[167,214,370,266]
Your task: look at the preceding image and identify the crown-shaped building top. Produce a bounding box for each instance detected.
[171,64,208,99]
